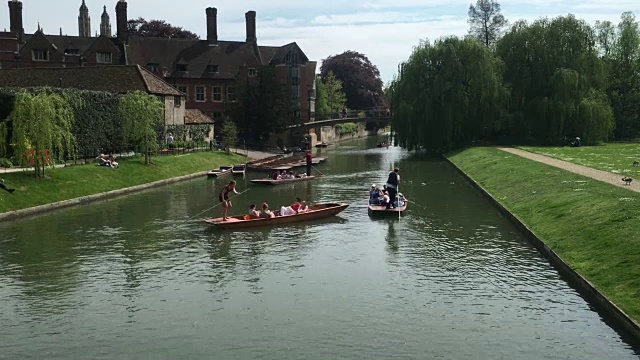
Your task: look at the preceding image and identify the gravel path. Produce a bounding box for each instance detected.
[498,147,640,193]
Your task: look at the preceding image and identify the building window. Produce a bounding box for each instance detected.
[32,49,49,61]
[207,65,219,74]
[227,86,236,102]
[96,52,112,64]
[196,86,206,102]
[64,49,79,56]
[212,86,222,102]
[176,64,187,72]
[248,68,257,77]
[174,96,182,107]
[148,63,160,72]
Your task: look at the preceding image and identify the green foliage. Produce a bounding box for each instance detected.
[336,122,359,135]
[166,125,187,142]
[220,120,238,153]
[324,72,347,116]
[119,91,164,165]
[497,15,614,144]
[8,89,76,177]
[389,37,507,152]
[187,125,211,144]
[315,76,329,117]
[0,157,11,168]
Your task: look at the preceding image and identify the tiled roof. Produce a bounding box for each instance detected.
[185,109,214,124]
[125,37,309,79]
[0,65,184,96]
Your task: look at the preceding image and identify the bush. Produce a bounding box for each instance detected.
[0,157,11,168]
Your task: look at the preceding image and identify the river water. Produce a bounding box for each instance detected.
[0,137,638,359]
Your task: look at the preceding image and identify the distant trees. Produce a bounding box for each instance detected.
[229,66,296,142]
[118,91,164,165]
[315,72,346,119]
[220,121,238,154]
[467,0,508,47]
[320,51,387,110]
[2,90,76,177]
[389,37,506,152]
[127,17,199,39]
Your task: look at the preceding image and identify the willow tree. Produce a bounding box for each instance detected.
[118,91,163,165]
[6,90,76,177]
[389,37,506,152]
[497,15,614,144]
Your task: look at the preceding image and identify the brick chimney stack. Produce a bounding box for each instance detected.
[245,11,256,43]
[206,7,217,45]
[116,0,128,43]
[8,0,24,41]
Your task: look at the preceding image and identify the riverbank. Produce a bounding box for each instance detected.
[447,147,640,328]
[0,151,246,216]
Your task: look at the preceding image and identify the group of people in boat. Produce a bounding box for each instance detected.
[218,180,309,221]
[369,168,404,209]
[270,169,309,180]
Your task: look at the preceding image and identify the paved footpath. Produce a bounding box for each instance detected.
[499,147,640,193]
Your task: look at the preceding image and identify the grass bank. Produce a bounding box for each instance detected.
[0,151,245,214]
[448,147,640,322]
[519,143,640,177]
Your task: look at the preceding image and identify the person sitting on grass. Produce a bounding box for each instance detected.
[0,178,15,193]
[108,154,119,168]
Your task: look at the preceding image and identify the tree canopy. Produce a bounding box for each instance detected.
[315,72,347,119]
[228,66,296,142]
[467,0,508,47]
[118,91,164,165]
[389,37,506,152]
[320,51,387,110]
[127,17,199,39]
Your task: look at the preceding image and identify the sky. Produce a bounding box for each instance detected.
[2,1,639,83]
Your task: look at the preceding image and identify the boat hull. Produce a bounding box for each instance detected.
[204,203,348,230]
[231,164,246,175]
[368,203,408,216]
[251,176,316,185]
[207,166,233,177]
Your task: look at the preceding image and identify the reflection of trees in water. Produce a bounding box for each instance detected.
[385,219,399,254]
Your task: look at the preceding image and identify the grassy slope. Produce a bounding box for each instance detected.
[0,151,245,213]
[520,143,640,177]
[448,147,640,321]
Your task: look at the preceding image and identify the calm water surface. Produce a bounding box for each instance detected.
[0,137,638,359]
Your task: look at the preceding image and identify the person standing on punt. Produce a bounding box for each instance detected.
[385,168,400,209]
[305,150,313,177]
[219,180,239,221]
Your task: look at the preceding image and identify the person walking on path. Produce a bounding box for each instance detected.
[305,150,313,177]
[385,168,400,209]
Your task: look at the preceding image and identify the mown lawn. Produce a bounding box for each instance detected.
[519,143,640,176]
[449,147,640,322]
[0,151,245,213]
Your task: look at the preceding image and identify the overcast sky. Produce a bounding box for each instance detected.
[2,1,639,83]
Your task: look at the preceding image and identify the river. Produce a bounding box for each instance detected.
[0,136,638,359]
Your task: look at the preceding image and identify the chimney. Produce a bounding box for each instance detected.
[245,11,256,43]
[116,0,128,43]
[206,7,217,45]
[8,0,24,41]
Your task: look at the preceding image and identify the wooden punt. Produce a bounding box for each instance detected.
[207,165,232,177]
[203,203,349,230]
[251,176,316,185]
[231,164,246,175]
[367,198,408,216]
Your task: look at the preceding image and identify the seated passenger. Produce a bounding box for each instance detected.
[248,204,260,219]
[108,154,119,168]
[291,197,302,212]
[369,184,377,198]
[379,192,390,206]
[280,206,295,216]
[260,202,275,218]
[298,201,309,213]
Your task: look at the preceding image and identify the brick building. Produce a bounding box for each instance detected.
[0,0,317,125]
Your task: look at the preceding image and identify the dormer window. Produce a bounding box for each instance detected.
[96,52,112,64]
[148,63,160,72]
[248,68,257,77]
[32,49,49,61]
[64,49,80,56]
[207,65,219,74]
[176,64,188,72]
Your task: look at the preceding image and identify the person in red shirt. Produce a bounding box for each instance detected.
[291,197,303,212]
[305,151,312,176]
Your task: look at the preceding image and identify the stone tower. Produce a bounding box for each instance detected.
[78,0,91,37]
[100,5,111,37]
